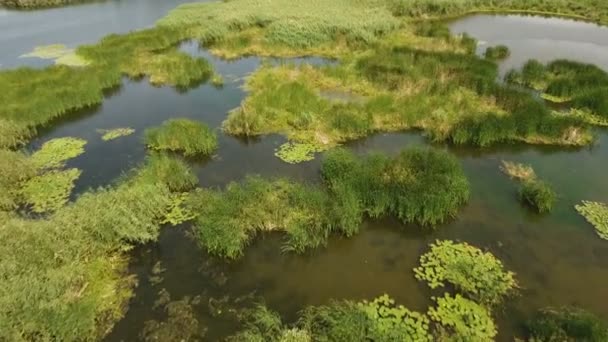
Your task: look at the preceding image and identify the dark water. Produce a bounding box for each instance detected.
[3,5,608,340]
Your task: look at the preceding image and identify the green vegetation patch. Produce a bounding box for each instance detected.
[519,179,556,214]
[575,201,608,240]
[484,45,510,60]
[428,294,497,341]
[98,127,136,141]
[414,240,518,305]
[31,137,87,169]
[141,295,206,341]
[526,306,608,341]
[124,50,213,88]
[20,44,71,59]
[21,168,82,213]
[145,119,218,157]
[274,142,322,164]
[0,150,37,211]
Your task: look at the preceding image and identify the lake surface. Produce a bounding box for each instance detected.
[2,5,608,341]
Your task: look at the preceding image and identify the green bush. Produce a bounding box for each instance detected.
[527,307,608,341]
[519,179,556,213]
[145,119,218,157]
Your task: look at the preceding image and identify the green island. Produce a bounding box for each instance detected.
[2,0,608,340]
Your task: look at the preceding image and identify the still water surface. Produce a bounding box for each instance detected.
[2,5,608,341]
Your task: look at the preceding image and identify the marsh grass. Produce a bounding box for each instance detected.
[98,127,135,141]
[136,153,198,192]
[0,150,37,211]
[575,201,608,240]
[21,168,82,213]
[519,179,556,213]
[145,119,218,157]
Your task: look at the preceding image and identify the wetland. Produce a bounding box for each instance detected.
[1,1,608,341]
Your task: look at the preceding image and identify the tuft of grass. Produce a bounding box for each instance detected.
[136,153,199,192]
[519,179,556,213]
[500,160,536,181]
[31,137,87,170]
[98,127,135,141]
[144,119,218,157]
[21,168,82,213]
[484,45,510,60]
[575,201,608,241]
[414,240,518,305]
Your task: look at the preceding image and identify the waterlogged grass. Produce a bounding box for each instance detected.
[21,168,82,213]
[98,127,135,141]
[527,306,608,341]
[414,240,518,305]
[520,179,556,214]
[507,59,608,119]
[124,50,213,88]
[189,148,469,259]
[575,201,608,241]
[145,119,218,157]
[137,153,198,192]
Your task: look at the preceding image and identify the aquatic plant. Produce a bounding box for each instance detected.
[20,44,71,59]
[135,153,198,192]
[144,119,218,157]
[428,294,497,341]
[141,295,206,341]
[414,240,518,305]
[274,142,322,164]
[322,148,470,227]
[98,127,135,141]
[500,160,536,181]
[526,306,608,341]
[519,179,556,213]
[484,45,510,60]
[575,201,608,241]
[162,193,197,226]
[31,137,87,170]
[21,168,82,213]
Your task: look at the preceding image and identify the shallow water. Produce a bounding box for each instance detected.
[3,6,608,341]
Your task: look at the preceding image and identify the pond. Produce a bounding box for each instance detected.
[3,5,608,341]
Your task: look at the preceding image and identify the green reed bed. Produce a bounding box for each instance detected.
[144,118,218,157]
[0,154,195,341]
[187,148,469,259]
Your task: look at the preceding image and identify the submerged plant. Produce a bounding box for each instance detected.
[31,137,87,169]
[526,306,608,341]
[21,168,82,213]
[414,240,517,305]
[145,119,218,157]
[274,142,322,164]
[98,127,135,141]
[575,201,608,240]
[500,160,536,181]
[428,294,497,341]
[520,179,556,214]
[141,295,206,341]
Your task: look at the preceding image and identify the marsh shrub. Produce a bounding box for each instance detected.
[519,179,556,213]
[527,307,608,341]
[145,118,218,157]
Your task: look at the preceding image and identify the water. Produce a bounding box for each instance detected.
[2,5,608,341]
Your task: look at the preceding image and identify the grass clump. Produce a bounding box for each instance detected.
[20,168,82,213]
[274,142,322,164]
[145,119,218,157]
[519,179,556,214]
[484,45,510,60]
[428,293,497,341]
[526,307,608,341]
[31,137,87,169]
[98,127,135,141]
[414,240,518,305]
[136,153,198,192]
[322,147,470,227]
[575,201,608,241]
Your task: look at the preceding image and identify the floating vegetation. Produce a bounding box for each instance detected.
[428,294,497,341]
[145,119,218,157]
[98,127,135,141]
[500,160,536,182]
[274,142,322,164]
[20,44,71,59]
[21,168,82,213]
[141,295,206,341]
[526,306,608,341]
[31,137,87,169]
[484,45,510,60]
[162,193,196,226]
[520,179,556,214]
[148,261,166,286]
[414,240,518,305]
[190,148,469,259]
[575,201,608,240]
